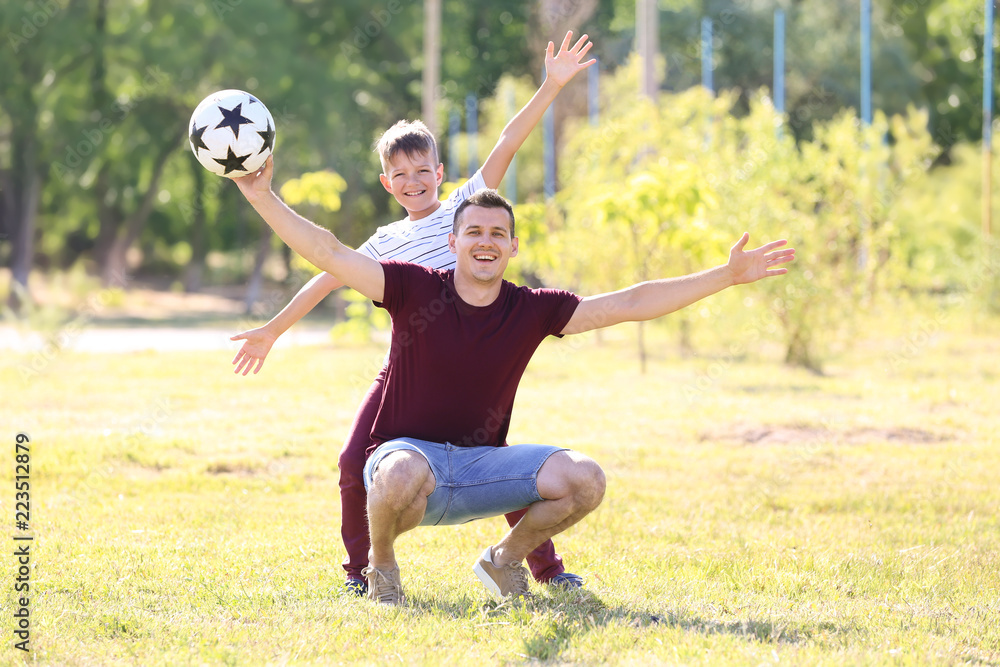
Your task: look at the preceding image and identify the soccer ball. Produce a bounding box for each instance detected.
[188,89,275,178]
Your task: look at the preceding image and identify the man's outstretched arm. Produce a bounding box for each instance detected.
[561,233,795,335]
[480,31,595,189]
[234,156,385,303]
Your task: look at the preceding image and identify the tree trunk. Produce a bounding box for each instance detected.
[100,133,181,286]
[785,327,822,375]
[678,256,695,356]
[6,134,40,313]
[0,168,11,247]
[244,224,274,315]
[92,165,119,272]
[183,158,208,292]
[529,0,599,53]
[281,244,293,282]
[678,316,693,357]
[637,320,647,374]
[89,0,117,275]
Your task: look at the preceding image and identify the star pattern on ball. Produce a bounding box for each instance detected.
[214,102,253,139]
[189,123,209,156]
[212,146,252,175]
[257,119,275,155]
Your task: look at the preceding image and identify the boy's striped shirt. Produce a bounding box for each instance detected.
[357,170,488,270]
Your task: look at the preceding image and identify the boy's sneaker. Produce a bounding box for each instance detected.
[344,577,368,597]
[361,564,404,605]
[473,546,531,599]
[548,572,584,589]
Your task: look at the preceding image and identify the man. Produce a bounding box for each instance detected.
[235,159,795,605]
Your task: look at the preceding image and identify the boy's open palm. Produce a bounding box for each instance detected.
[727,233,796,285]
[545,31,596,87]
[230,326,278,375]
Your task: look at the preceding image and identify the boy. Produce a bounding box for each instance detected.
[230,32,595,595]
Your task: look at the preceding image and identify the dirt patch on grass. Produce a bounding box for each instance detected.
[845,427,945,444]
[204,457,307,477]
[205,459,268,476]
[118,461,171,480]
[702,423,947,446]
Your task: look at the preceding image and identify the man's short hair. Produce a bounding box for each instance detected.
[375,120,439,171]
[453,189,516,236]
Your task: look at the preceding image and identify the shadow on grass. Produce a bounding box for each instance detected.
[648,609,849,644]
[400,588,854,661]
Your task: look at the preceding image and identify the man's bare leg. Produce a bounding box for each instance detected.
[366,450,436,570]
[363,450,435,604]
[490,450,605,568]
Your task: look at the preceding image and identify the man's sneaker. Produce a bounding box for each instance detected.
[361,564,405,605]
[344,577,368,597]
[548,572,584,589]
[473,546,531,599]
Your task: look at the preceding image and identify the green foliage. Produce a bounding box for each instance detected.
[330,287,390,344]
[894,142,1000,311]
[280,170,348,215]
[519,58,967,371]
[646,0,995,147]
[279,169,349,282]
[2,0,997,336]
[0,0,551,286]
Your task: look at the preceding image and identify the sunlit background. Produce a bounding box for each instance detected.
[2,0,997,371]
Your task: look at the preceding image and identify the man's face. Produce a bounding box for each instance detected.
[379,150,444,220]
[448,206,519,286]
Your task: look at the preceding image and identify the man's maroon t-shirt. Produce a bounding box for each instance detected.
[368,260,581,456]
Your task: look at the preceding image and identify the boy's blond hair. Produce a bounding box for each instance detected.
[374,120,439,172]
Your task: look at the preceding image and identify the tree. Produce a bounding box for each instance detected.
[1,0,92,309]
[526,73,734,368]
[518,54,942,371]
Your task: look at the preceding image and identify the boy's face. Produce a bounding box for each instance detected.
[379,150,444,220]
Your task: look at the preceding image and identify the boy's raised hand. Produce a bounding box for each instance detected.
[544,31,596,88]
[480,30,596,189]
[726,233,796,286]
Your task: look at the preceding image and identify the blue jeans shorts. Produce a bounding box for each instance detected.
[363,438,567,526]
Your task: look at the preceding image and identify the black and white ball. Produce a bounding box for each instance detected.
[188,89,275,178]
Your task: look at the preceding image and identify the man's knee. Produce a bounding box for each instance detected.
[538,451,606,509]
[573,456,606,510]
[369,450,435,508]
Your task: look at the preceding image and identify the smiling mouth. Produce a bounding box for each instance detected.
[404,189,426,197]
[474,254,496,262]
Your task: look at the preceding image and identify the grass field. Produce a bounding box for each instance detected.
[2,313,999,665]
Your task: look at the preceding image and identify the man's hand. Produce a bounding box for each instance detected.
[233,155,275,204]
[544,31,596,88]
[726,233,796,285]
[230,326,278,375]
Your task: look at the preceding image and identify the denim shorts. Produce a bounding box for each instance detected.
[363,438,567,526]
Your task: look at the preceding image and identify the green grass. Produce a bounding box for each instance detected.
[2,317,999,665]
